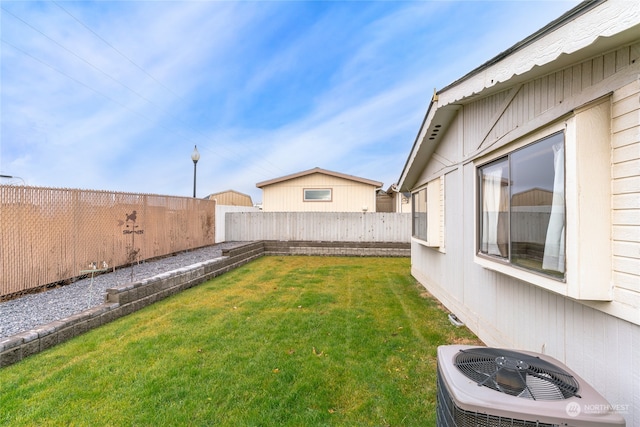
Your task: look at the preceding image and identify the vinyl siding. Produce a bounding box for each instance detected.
[461,42,640,159]
[409,41,640,426]
[260,173,378,212]
[612,80,640,296]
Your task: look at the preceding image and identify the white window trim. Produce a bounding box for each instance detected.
[303,188,332,202]
[473,96,613,301]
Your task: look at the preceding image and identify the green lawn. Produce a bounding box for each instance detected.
[0,256,480,426]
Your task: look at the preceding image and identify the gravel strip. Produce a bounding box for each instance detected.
[0,242,245,339]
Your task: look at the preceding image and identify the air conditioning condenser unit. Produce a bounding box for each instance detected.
[436,345,626,427]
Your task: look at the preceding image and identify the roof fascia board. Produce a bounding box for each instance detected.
[438,0,640,107]
[438,0,603,96]
[209,189,252,198]
[397,98,436,190]
[257,167,382,188]
[398,0,640,192]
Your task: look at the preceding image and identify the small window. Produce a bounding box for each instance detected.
[412,176,444,248]
[412,189,427,241]
[304,188,332,202]
[478,132,565,279]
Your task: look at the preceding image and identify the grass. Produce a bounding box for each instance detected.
[0,256,481,426]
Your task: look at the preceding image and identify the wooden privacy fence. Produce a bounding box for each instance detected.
[215,205,260,243]
[0,186,215,299]
[226,212,411,243]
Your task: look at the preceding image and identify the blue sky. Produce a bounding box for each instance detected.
[1,0,579,203]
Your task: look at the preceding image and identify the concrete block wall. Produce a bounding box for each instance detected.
[0,240,408,368]
[263,240,410,257]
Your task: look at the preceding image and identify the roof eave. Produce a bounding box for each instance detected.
[398,0,640,192]
[257,167,382,189]
[439,0,604,96]
[398,103,460,192]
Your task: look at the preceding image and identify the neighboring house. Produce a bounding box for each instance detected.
[376,189,394,212]
[388,184,412,214]
[377,185,411,213]
[398,1,639,424]
[205,190,253,207]
[256,167,382,212]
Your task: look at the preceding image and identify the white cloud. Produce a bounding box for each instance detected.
[1,0,580,201]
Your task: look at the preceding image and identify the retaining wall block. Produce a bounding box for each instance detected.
[21,339,41,359]
[130,286,142,301]
[119,282,136,293]
[126,287,137,302]
[117,290,132,305]
[56,325,76,344]
[74,320,91,337]
[108,306,124,322]
[150,280,162,295]
[131,300,143,313]
[0,335,23,353]
[139,284,150,299]
[162,275,175,290]
[106,289,119,303]
[38,331,61,351]
[158,289,172,301]
[0,346,21,367]
[119,303,133,317]
[40,332,60,349]
[86,315,103,331]
[39,319,67,335]
[100,306,118,325]
[146,293,158,306]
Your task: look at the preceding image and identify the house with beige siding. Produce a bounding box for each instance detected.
[398,1,640,424]
[257,167,382,212]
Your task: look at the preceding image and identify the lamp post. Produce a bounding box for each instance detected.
[0,174,25,185]
[191,145,200,198]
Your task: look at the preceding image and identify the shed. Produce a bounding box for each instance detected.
[205,190,253,207]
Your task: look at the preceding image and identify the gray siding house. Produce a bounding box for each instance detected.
[399,1,640,424]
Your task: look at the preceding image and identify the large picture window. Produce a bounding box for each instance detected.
[478,132,565,279]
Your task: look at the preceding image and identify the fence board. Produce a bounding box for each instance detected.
[1,186,215,298]
[226,212,411,243]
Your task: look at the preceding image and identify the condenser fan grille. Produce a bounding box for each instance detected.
[454,348,580,400]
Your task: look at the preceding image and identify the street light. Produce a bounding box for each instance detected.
[191,145,200,198]
[0,174,25,185]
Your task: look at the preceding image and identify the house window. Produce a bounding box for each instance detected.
[412,189,427,241]
[412,176,443,248]
[475,96,612,300]
[478,131,565,279]
[304,188,332,201]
